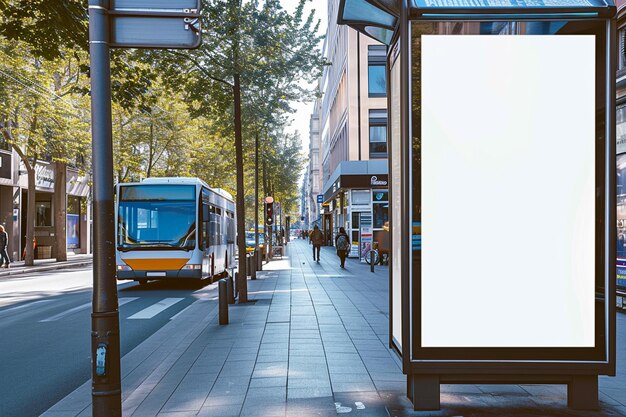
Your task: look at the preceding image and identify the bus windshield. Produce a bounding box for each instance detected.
[117,185,196,251]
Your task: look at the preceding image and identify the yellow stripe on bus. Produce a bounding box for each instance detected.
[123,258,191,271]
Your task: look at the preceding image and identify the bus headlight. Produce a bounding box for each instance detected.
[117,265,132,271]
[181,264,202,270]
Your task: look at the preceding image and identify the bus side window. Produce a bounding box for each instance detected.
[215,208,222,244]
[203,204,210,250]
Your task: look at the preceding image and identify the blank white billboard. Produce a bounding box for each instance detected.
[421,35,596,348]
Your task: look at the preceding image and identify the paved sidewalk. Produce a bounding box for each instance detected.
[0,254,92,278]
[43,240,626,416]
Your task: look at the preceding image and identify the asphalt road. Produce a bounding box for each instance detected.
[0,267,209,417]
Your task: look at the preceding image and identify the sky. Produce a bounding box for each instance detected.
[282,0,328,155]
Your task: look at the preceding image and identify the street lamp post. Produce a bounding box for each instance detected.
[88,0,122,415]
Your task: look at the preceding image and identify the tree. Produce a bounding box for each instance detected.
[0,39,90,264]
[155,0,324,300]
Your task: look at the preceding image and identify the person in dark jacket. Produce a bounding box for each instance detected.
[309,225,323,262]
[335,227,350,269]
[0,225,10,268]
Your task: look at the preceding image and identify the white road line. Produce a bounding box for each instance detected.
[169,303,193,320]
[40,297,138,322]
[127,298,184,320]
[0,300,53,317]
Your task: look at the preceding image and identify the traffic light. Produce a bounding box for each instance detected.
[266,202,274,225]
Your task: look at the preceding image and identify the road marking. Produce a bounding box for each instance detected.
[40,297,138,322]
[0,300,53,317]
[355,401,365,410]
[335,402,352,413]
[169,303,193,320]
[128,298,184,320]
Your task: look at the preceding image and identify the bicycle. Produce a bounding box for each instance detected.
[364,248,380,265]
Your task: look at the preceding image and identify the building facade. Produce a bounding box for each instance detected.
[0,139,91,262]
[306,98,322,229]
[314,0,389,259]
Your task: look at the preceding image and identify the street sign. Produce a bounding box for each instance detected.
[111,16,201,48]
[109,0,201,49]
[317,194,323,203]
[112,0,198,8]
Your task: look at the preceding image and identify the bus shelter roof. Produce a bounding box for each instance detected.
[338,0,615,45]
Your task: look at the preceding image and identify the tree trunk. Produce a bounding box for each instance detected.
[54,161,67,261]
[25,167,36,266]
[234,73,248,303]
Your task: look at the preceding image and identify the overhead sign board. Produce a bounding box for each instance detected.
[112,0,199,9]
[109,0,201,49]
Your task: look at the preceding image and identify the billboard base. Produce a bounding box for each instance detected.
[407,373,599,412]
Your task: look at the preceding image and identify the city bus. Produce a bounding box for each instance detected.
[115,177,235,284]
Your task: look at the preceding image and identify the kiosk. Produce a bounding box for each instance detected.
[339,0,617,411]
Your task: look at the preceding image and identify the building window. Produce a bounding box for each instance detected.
[0,132,9,151]
[617,28,626,74]
[372,191,389,229]
[36,201,52,227]
[368,45,387,97]
[369,109,388,157]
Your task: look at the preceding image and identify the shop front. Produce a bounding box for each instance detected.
[322,160,388,260]
[17,161,91,259]
[0,148,20,262]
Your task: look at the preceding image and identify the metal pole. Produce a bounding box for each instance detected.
[254,131,259,269]
[219,279,229,325]
[371,250,375,273]
[88,1,121,415]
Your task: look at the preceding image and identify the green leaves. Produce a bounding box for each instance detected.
[0,0,87,60]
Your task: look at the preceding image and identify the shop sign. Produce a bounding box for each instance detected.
[35,164,55,189]
[370,175,388,186]
[341,174,388,188]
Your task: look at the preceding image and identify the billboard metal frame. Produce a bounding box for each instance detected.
[381,0,618,411]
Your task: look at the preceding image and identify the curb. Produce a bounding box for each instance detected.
[0,260,93,278]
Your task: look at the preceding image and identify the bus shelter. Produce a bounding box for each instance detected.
[339,0,617,411]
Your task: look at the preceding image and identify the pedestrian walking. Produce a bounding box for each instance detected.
[0,225,11,268]
[310,225,323,262]
[335,227,350,269]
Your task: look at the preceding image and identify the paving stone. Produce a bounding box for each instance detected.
[42,241,626,417]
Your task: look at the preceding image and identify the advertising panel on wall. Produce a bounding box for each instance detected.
[389,39,403,354]
[410,16,614,364]
[617,154,626,291]
[421,34,595,349]
[67,214,80,249]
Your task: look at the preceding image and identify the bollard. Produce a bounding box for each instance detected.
[251,251,257,280]
[246,254,251,277]
[257,248,263,271]
[226,276,235,304]
[218,279,229,325]
[234,272,239,298]
[370,250,375,273]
